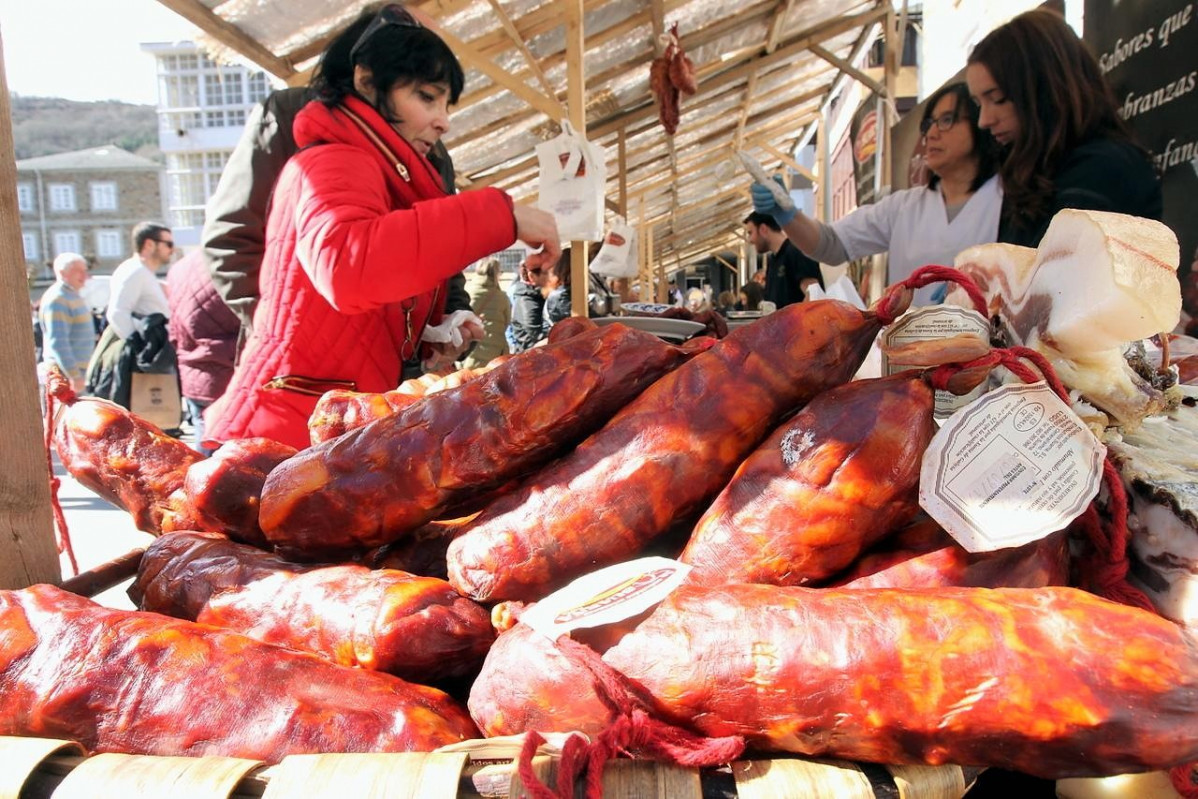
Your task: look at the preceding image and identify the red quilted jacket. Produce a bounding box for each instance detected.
[205,96,516,449]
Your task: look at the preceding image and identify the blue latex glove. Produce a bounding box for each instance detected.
[750,178,797,226]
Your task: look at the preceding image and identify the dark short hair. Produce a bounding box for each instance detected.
[742,211,780,231]
[920,82,999,193]
[312,4,466,108]
[131,222,170,253]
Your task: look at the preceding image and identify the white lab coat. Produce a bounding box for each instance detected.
[831,175,1002,306]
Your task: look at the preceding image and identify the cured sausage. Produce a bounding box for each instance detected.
[469,583,1198,779]
[307,387,421,445]
[130,532,493,682]
[0,585,478,762]
[307,320,591,445]
[307,360,516,445]
[48,372,202,535]
[180,438,297,547]
[448,299,883,602]
[259,323,692,558]
[680,372,936,586]
[832,522,1070,590]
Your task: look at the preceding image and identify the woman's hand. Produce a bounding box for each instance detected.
[751,177,798,225]
[513,204,562,272]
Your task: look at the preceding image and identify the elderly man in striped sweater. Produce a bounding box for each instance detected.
[39,252,96,392]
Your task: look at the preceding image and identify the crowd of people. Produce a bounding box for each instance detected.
[32,6,1169,453]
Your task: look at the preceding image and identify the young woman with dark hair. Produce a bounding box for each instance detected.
[206,4,559,449]
[966,9,1162,247]
[752,82,1002,305]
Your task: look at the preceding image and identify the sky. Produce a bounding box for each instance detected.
[0,0,199,105]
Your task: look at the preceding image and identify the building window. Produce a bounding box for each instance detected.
[17,183,34,212]
[95,230,123,258]
[248,72,269,103]
[53,231,81,256]
[22,233,39,261]
[178,53,199,70]
[165,74,200,107]
[204,74,226,106]
[228,109,246,126]
[48,184,76,212]
[90,182,118,211]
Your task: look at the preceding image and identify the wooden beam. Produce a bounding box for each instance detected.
[565,0,588,318]
[486,0,559,101]
[757,141,816,183]
[765,0,798,53]
[650,0,667,53]
[155,0,295,78]
[589,6,887,141]
[713,253,739,274]
[425,19,566,121]
[810,42,887,98]
[618,128,628,217]
[446,0,782,150]
[450,0,868,154]
[0,30,60,589]
[733,71,760,151]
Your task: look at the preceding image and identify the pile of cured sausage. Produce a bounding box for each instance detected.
[5,212,1197,785]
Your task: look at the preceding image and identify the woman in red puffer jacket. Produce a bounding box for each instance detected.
[206,5,560,449]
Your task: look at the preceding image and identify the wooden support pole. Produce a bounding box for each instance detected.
[617,128,628,218]
[0,31,60,589]
[564,0,588,318]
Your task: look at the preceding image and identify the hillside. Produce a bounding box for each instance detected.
[9,95,160,161]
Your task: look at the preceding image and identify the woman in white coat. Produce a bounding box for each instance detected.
[751,82,1001,306]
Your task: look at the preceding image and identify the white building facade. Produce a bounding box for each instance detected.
[141,42,276,247]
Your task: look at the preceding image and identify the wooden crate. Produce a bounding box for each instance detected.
[1,735,981,799]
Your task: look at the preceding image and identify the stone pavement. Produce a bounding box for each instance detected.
[49,428,199,610]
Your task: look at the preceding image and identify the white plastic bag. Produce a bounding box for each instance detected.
[806,274,866,310]
[536,121,607,242]
[589,218,638,278]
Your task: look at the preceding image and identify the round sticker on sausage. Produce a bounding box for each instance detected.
[520,557,691,641]
[919,382,1105,553]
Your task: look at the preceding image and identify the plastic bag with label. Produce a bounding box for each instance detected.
[536,121,607,242]
[589,218,638,278]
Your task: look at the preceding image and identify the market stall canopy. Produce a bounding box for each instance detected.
[157,0,900,273]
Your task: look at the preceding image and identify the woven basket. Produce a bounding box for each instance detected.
[1,735,980,799]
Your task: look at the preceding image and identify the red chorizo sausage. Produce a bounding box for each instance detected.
[306,318,586,445]
[470,583,1198,779]
[130,532,493,682]
[49,374,202,535]
[447,299,883,601]
[832,524,1070,590]
[0,585,478,761]
[258,323,692,558]
[680,372,935,585]
[179,438,297,547]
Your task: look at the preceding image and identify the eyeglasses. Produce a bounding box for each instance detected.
[920,111,959,136]
[350,4,421,63]
[154,239,175,249]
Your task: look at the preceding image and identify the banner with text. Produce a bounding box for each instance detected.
[1085,0,1198,319]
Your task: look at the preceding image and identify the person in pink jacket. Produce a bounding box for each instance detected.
[206,5,559,449]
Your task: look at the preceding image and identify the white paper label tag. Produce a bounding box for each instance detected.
[919,382,1105,553]
[881,306,990,419]
[520,557,691,641]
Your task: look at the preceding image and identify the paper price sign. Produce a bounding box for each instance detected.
[919,382,1105,553]
[520,557,691,641]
